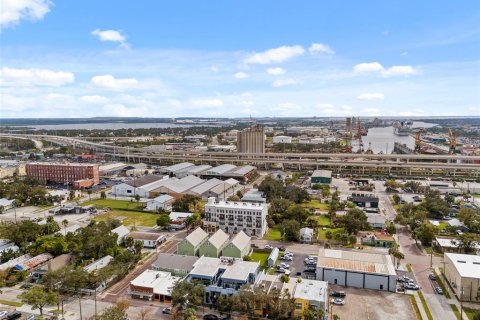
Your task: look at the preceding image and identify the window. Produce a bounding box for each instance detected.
[295,303,302,310]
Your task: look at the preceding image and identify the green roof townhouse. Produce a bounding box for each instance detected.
[177,227,209,256]
[222,231,251,258]
[199,229,229,258]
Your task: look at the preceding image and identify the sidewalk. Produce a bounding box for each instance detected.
[412,292,429,320]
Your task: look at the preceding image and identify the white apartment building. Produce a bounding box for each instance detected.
[203,197,267,237]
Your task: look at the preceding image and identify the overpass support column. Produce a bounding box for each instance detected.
[453,169,456,177]
[298,164,301,171]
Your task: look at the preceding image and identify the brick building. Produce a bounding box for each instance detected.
[26,163,99,189]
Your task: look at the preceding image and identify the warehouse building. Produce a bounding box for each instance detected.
[176,164,212,178]
[162,162,195,176]
[272,135,292,144]
[444,253,480,302]
[151,253,199,276]
[146,194,174,211]
[186,178,224,199]
[316,249,396,292]
[177,227,209,256]
[111,175,168,198]
[310,170,332,186]
[150,175,204,198]
[348,193,380,209]
[241,189,266,203]
[202,164,237,178]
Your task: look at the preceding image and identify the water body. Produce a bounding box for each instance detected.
[11,122,219,130]
[353,121,438,154]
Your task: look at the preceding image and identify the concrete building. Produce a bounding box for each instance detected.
[128,232,166,248]
[203,198,268,237]
[300,228,314,243]
[26,163,99,188]
[311,170,332,186]
[177,227,209,256]
[151,253,199,276]
[293,279,329,318]
[237,126,265,154]
[272,135,292,144]
[111,225,130,245]
[268,248,279,267]
[366,214,387,229]
[316,249,396,292]
[203,164,237,178]
[444,253,480,302]
[434,237,480,254]
[186,256,261,304]
[146,194,174,211]
[207,179,239,200]
[183,165,212,177]
[222,231,251,258]
[129,270,180,302]
[187,178,224,199]
[199,229,230,258]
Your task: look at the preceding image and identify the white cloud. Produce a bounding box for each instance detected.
[272,78,298,87]
[308,43,335,55]
[0,67,75,86]
[80,95,109,104]
[267,67,286,75]
[244,45,305,64]
[90,75,138,90]
[91,29,129,49]
[357,93,385,101]
[234,72,248,79]
[353,62,420,77]
[381,65,419,77]
[190,99,224,108]
[0,0,52,29]
[353,62,384,73]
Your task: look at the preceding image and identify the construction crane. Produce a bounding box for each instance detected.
[414,128,424,153]
[448,128,457,154]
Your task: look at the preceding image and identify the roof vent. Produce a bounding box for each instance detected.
[457,260,466,263]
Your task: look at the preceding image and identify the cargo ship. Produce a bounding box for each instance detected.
[393,121,411,136]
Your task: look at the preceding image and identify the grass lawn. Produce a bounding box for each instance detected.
[264,228,282,241]
[309,214,331,226]
[450,304,461,320]
[249,251,270,270]
[464,307,480,320]
[438,222,449,231]
[0,299,22,307]
[409,295,422,320]
[302,199,330,211]
[418,291,433,320]
[82,199,145,211]
[318,227,344,240]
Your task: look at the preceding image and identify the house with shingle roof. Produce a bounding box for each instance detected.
[199,229,229,258]
[222,231,251,258]
[177,227,209,256]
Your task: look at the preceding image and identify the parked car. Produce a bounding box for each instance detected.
[278,246,286,251]
[405,283,420,290]
[428,274,436,281]
[279,263,290,269]
[282,256,293,261]
[331,298,345,305]
[331,290,346,298]
[162,307,172,314]
[435,287,443,295]
[6,312,21,320]
[397,286,405,292]
[0,311,9,320]
[203,315,219,320]
[276,267,286,273]
[265,245,273,250]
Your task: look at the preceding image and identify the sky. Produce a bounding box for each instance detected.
[1,0,479,118]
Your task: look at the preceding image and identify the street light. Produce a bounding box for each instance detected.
[460,286,464,319]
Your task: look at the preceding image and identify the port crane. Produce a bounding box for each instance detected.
[448,128,457,154]
[414,128,423,153]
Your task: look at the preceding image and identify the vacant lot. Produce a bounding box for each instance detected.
[249,251,270,270]
[84,199,158,227]
[264,228,282,240]
[330,286,416,320]
[302,199,330,211]
[318,227,344,240]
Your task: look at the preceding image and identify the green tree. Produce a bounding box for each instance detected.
[384,179,401,189]
[18,286,58,316]
[281,219,301,241]
[133,240,144,254]
[386,222,397,235]
[333,315,341,320]
[458,208,480,233]
[258,176,285,201]
[185,213,201,230]
[285,187,310,204]
[172,194,200,212]
[134,194,141,205]
[156,214,171,229]
[325,230,333,240]
[124,236,134,248]
[472,311,480,320]
[413,222,437,246]
[420,190,449,218]
[392,194,401,205]
[100,191,106,199]
[69,190,75,200]
[97,300,129,320]
[183,308,197,320]
[171,281,204,314]
[339,208,370,234]
[454,233,480,254]
[62,219,68,235]
[388,246,405,267]
[303,307,316,320]
[29,235,68,256]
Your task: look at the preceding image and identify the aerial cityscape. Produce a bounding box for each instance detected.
[0,1,479,320]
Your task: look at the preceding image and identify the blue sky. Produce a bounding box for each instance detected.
[1,0,479,118]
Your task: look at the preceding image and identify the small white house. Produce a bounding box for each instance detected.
[112,225,131,244]
[146,195,174,212]
[300,227,314,243]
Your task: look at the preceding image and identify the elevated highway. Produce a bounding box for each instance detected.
[2,133,479,177]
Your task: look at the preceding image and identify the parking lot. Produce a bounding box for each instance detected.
[276,251,317,279]
[329,286,416,320]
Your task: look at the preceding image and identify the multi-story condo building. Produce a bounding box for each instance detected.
[203,197,268,237]
[237,125,265,154]
[26,162,99,189]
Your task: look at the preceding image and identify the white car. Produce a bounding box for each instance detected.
[265,245,273,249]
[283,256,293,261]
[276,267,286,273]
[279,263,290,269]
[284,251,292,256]
[0,311,8,319]
[331,298,345,305]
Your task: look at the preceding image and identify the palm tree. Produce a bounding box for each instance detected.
[62,219,68,235]
[388,246,405,268]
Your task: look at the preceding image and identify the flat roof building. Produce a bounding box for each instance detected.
[84,255,113,273]
[311,170,332,186]
[316,248,396,292]
[128,232,167,248]
[444,253,480,302]
[129,270,180,302]
[293,279,329,318]
[26,162,99,188]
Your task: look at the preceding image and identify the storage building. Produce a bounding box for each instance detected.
[311,170,332,186]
